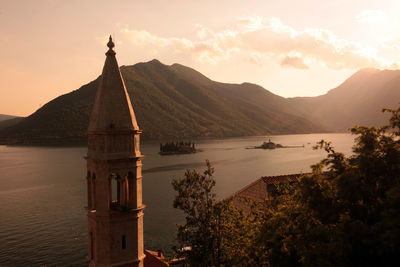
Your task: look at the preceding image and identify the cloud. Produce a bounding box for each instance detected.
[232,18,387,69]
[281,56,309,69]
[383,38,400,50]
[389,63,399,70]
[357,10,388,24]
[237,16,264,30]
[118,16,390,70]
[195,24,213,40]
[120,28,230,64]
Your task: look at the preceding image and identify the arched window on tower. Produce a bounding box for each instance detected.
[122,235,126,250]
[109,173,131,210]
[87,171,92,209]
[110,173,124,208]
[91,173,96,210]
[90,231,94,260]
[110,173,121,208]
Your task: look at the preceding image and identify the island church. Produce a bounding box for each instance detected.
[85,37,168,267]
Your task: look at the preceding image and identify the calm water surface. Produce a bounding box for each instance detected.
[0,134,354,266]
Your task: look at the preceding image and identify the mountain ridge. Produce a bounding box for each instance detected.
[0,60,324,145]
[0,114,20,122]
[1,61,399,145]
[288,68,400,130]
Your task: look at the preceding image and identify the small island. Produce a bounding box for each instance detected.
[252,139,304,149]
[159,141,196,155]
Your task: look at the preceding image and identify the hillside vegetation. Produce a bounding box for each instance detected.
[0,60,323,145]
[1,61,400,145]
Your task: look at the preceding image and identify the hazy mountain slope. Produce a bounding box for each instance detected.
[0,114,20,122]
[170,63,316,132]
[0,117,24,130]
[289,68,400,131]
[0,80,97,144]
[0,60,323,145]
[0,114,23,130]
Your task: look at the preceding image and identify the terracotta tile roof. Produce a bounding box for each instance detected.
[144,250,170,267]
[231,173,308,210]
[232,173,305,198]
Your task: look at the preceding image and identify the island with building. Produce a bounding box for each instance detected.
[253,139,304,149]
[159,141,196,155]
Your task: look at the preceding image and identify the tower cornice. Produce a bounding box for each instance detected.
[87,129,143,135]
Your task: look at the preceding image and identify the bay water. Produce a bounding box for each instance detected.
[0,133,354,266]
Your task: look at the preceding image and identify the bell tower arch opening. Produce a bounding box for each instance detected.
[110,173,120,206]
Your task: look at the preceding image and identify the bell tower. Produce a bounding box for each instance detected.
[86,36,145,267]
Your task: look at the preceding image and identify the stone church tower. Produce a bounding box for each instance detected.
[86,36,145,267]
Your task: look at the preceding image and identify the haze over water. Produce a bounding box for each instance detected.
[0,133,354,266]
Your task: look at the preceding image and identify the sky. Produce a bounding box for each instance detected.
[1,0,400,116]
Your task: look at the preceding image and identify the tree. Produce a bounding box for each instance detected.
[172,106,400,266]
[258,107,400,267]
[172,160,264,267]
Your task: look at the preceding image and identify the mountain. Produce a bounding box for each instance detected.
[0,114,23,131]
[2,62,399,146]
[0,114,20,122]
[0,60,324,145]
[0,117,24,130]
[289,68,400,131]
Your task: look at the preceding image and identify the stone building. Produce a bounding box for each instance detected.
[85,36,149,267]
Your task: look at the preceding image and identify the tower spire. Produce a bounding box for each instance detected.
[88,35,140,142]
[106,35,116,56]
[86,37,145,267]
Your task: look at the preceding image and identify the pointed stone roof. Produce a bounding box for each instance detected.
[88,36,139,133]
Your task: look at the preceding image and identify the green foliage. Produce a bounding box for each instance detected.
[172,106,400,266]
[0,60,323,145]
[172,160,264,267]
[258,106,400,267]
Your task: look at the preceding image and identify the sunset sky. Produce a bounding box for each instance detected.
[2,0,400,116]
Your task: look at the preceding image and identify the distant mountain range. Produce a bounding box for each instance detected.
[0,114,20,122]
[289,68,400,131]
[0,114,23,131]
[0,61,399,145]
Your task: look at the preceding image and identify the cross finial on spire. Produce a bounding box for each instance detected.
[106,35,116,56]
